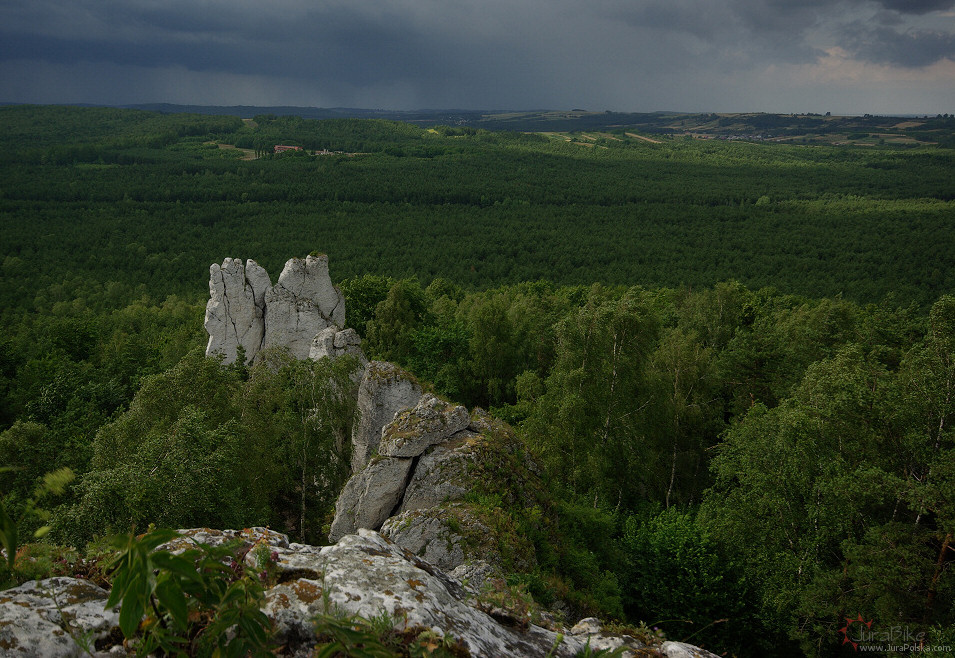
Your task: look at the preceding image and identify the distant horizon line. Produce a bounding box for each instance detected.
[0,101,942,120]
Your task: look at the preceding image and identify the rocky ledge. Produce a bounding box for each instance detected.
[0,527,719,658]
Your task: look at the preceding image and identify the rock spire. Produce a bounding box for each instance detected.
[204,255,349,364]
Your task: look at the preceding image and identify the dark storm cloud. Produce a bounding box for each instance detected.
[0,0,534,87]
[610,0,954,67]
[0,0,953,110]
[841,24,955,67]
[874,0,955,14]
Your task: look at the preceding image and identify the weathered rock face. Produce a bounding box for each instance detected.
[308,327,366,364]
[267,529,604,658]
[0,577,119,657]
[204,255,351,365]
[204,258,269,364]
[332,398,542,591]
[327,456,415,543]
[0,528,721,658]
[397,430,482,513]
[350,361,422,473]
[379,394,470,458]
[263,255,346,360]
[379,506,469,573]
[330,392,476,546]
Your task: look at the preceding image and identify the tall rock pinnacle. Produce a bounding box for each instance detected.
[204,255,349,364]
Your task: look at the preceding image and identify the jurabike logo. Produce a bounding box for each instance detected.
[839,615,951,653]
[840,615,873,651]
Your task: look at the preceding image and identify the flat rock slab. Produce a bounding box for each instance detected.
[0,577,119,657]
[378,394,470,458]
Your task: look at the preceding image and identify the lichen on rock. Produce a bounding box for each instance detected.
[378,394,470,459]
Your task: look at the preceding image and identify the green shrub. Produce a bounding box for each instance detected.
[620,507,782,656]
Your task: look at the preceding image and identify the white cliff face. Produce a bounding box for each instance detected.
[263,255,346,360]
[204,258,268,364]
[204,255,353,365]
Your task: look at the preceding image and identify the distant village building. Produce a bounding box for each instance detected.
[273,145,303,153]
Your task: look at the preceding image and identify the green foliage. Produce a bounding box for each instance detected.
[312,610,470,657]
[340,274,399,337]
[522,285,660,507]
[54,348,359,545]
[241,349,361,543]
[702,297,955,654]
[620,508,782,656]
[366,279,433,362]
[3,105,955,657]
[2,105,954,329]
[546,500,625,620]
[105,528,274,656]
[0,466,74,587]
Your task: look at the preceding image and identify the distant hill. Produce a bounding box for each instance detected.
[119,103,955,144]
[123,103,490,126]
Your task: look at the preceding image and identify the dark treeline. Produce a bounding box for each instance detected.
[1,105,954,655]
[2,106,953,319]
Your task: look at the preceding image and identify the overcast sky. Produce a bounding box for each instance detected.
[1,0,953,114]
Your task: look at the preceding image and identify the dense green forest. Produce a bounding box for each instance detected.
[1,105,954,656]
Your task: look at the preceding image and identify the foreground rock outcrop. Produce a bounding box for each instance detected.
[204,254,348,364]
[0,528,720,658]
[0,577,119,658]
[330,388,548,595]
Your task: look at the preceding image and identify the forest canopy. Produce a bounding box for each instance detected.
[1,105,953,656]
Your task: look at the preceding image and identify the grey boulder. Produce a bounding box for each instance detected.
[350,361,422,472]
[378,394,469,458]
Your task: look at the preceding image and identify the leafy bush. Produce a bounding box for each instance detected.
[105,528,274,656]
[620,507,782,657]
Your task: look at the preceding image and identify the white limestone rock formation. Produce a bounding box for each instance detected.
[350,361,422,473]
[263,255,346,360]
[308,326,367,365]
[378,394,470,458]
[0,527,721,658]
[205,255,353,365]
[327,456,415,543]
[0,577,119,657]
[204,258,270,364]
[330,390,472,546]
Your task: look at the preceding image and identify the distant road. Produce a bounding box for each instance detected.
[626,132,662,144]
